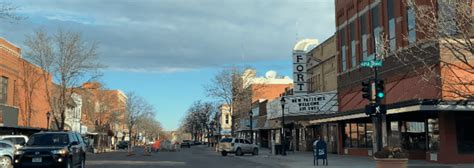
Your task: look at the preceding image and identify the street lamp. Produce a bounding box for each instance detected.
[280,97,286,156]
[46,111,51,131]
[249,110,253,144]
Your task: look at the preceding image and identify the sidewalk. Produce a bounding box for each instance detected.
[240,148,474,168]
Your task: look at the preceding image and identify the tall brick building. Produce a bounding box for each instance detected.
[0,38,51,129]
[306,0,474,163]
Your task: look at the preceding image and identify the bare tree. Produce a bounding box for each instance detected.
[204,67,268,135]
[379,0,473,100]
[24,29,103,130]
[136,115,163,142]
[125,92,154,154]
[179,101,217,142]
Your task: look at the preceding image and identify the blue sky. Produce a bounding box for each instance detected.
[0,0,335,130]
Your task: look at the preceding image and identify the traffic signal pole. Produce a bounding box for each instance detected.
[373,64,383,152]
[361,48,386,152]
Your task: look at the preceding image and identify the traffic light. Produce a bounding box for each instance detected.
[375,80,385,101]
[361,81,372,101]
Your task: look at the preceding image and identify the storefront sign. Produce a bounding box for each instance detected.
[267,92,338,119]
[287,92,337,115]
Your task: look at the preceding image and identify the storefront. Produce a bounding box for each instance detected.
[309,100,474,163]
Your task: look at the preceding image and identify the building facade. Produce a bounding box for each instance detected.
[305,0,474,163]
[0,38,51,129]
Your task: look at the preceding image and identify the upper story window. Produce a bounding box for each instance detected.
[340,28,347,72]
[225,114,229,124]
[407,5,416,44]
[360,13,369,61]
[387,0,396,51]
[349,22,357,68]
[372,4,382,59]
[0,76,8,104]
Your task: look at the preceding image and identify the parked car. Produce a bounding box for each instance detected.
[0,140,15,168]
[0,135,29,149]
[218,138,258,156]
[116,141,129,150]
[13,132,87,168]
[193,141,202,145]
[180,140,191,148]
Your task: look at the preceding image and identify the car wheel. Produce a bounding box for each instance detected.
[252,148,259,155]
[236,148,243,156]
[221,151,228,156]
[0,156,12,168]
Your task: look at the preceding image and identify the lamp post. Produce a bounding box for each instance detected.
[46,111,51,131]
[249,110,253,144]
[280,97,286,156]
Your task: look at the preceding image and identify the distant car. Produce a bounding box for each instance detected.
[0,135,29,149]
[219,138,258,156]
[193,141,202,145]
[151,140,161,152]
[0,140,15,168]
[13,132,87,168]
[116,141,129,150]
[180,140,191,148]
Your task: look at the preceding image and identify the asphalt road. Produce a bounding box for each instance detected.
[86,145,277,168]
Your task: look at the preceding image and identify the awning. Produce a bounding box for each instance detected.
[308,101,474,125]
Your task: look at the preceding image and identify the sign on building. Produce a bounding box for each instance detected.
[266,92,338,119]
[293,52,308,95]
[287,92,338,115]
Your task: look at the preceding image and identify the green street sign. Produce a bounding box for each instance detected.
[360,60,383,67]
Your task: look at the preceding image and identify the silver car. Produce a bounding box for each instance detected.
[0,140,14,168]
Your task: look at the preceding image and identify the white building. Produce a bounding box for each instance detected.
[65,93,87,134]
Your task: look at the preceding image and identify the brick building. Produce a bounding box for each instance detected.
[0,38,51,129]
[307,0,474,163]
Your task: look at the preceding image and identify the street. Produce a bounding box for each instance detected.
[86,145,277,168]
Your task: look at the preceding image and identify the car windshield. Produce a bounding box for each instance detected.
[220,138,233,143]
[27,134,69,146]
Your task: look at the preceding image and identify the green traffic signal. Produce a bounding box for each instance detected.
[377,92,384,98]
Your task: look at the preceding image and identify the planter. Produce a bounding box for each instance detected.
[374,158,408,168]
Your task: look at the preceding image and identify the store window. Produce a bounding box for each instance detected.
[428,118,440,152]
[344,122,373,148]
[0,76,8,104]
[401,121,426,151]
[456,114,474,154]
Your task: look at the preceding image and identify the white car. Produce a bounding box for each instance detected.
[0,135,29,150]
[218,137,258,156]
[0,140,14,168]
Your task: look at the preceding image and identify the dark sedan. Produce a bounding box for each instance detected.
[13,132,86,168]
[180,140,191,148]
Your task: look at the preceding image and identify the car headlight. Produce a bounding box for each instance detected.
[51,148,68,155]
[14,150,24,155]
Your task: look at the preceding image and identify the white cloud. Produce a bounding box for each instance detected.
[3,0,336,72]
